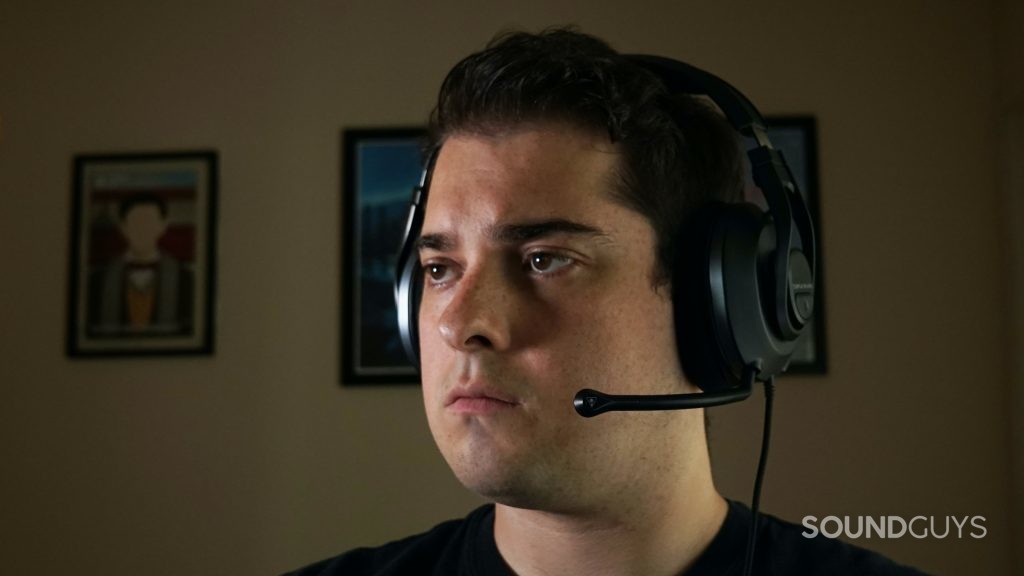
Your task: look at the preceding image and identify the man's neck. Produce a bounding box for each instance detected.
[492,480,728,576]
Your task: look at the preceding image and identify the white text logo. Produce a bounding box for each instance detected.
[801,515,986,539]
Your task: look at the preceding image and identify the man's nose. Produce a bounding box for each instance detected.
[435,261,514,352]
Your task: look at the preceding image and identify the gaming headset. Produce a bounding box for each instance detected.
[392,54,817,415]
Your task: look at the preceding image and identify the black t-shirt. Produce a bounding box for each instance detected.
[285,500,930,575]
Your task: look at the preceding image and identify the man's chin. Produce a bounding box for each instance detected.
[449,459,574,512]
[449,458,534,504]
[461,480,545,510]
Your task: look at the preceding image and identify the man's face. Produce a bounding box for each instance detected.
[418,124,696,511]
[119,202,167,257]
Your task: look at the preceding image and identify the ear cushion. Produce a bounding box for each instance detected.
[675,202,795,391]
[674,203,739,392]
[396,250,422,369]
[395,199,426,371]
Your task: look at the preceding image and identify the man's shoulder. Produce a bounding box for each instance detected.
[753,505,930,576]
[283,505,494,576]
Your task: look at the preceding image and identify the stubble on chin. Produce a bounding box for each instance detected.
[437,421,594,512]
[431,418,536,505]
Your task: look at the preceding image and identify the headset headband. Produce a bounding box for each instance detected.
[628,54,817,339]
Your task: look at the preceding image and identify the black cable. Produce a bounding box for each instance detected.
[742,376,775,576]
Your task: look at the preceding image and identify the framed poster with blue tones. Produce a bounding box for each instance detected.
[342,129,426,384]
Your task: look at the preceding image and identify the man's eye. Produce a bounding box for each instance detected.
[424,264,453,284]
[526,253,573,275]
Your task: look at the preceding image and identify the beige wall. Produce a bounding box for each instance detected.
[996,0,1024,571]
[0,0,1015,574]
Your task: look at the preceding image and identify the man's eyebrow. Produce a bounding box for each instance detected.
[415,233,455,252]
[415,219,609,253]
[491,219,608,244]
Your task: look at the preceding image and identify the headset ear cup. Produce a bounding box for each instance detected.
[676,203,778,391]
[676,201,799,390]
[409,269,422,367]
[395,242,422,370]
[716,204,774,379]
[395,148,441,374]
[675,204,734,392]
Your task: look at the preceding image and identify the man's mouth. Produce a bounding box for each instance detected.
[448,396,518,414]
[445,384,520,414]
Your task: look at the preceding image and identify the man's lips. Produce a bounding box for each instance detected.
[445,385,520,414]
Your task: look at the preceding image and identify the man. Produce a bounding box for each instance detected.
[290,29,926,575]
[87,193,193,336]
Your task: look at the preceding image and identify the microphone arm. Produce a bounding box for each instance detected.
[573,365,757,417]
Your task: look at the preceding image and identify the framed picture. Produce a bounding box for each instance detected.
[66,151,217,356]
[341,129,425,384]
[753,116,828,374]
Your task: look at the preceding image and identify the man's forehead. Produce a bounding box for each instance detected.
[422,127,623,229]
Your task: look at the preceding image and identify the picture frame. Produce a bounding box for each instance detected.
[66,151,218,357]
[756,115,828,374]
[339,117,826,384]
[341,128,426,384]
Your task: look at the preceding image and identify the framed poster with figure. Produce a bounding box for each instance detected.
[66,151,217,357]
[341,128,426,385]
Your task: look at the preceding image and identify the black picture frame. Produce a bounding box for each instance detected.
[341,128,426,385]
[66,151,218,357]
[759,116,828,374]
[338,118,826,384]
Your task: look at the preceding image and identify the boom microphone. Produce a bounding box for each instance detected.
[573,364,757,417]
